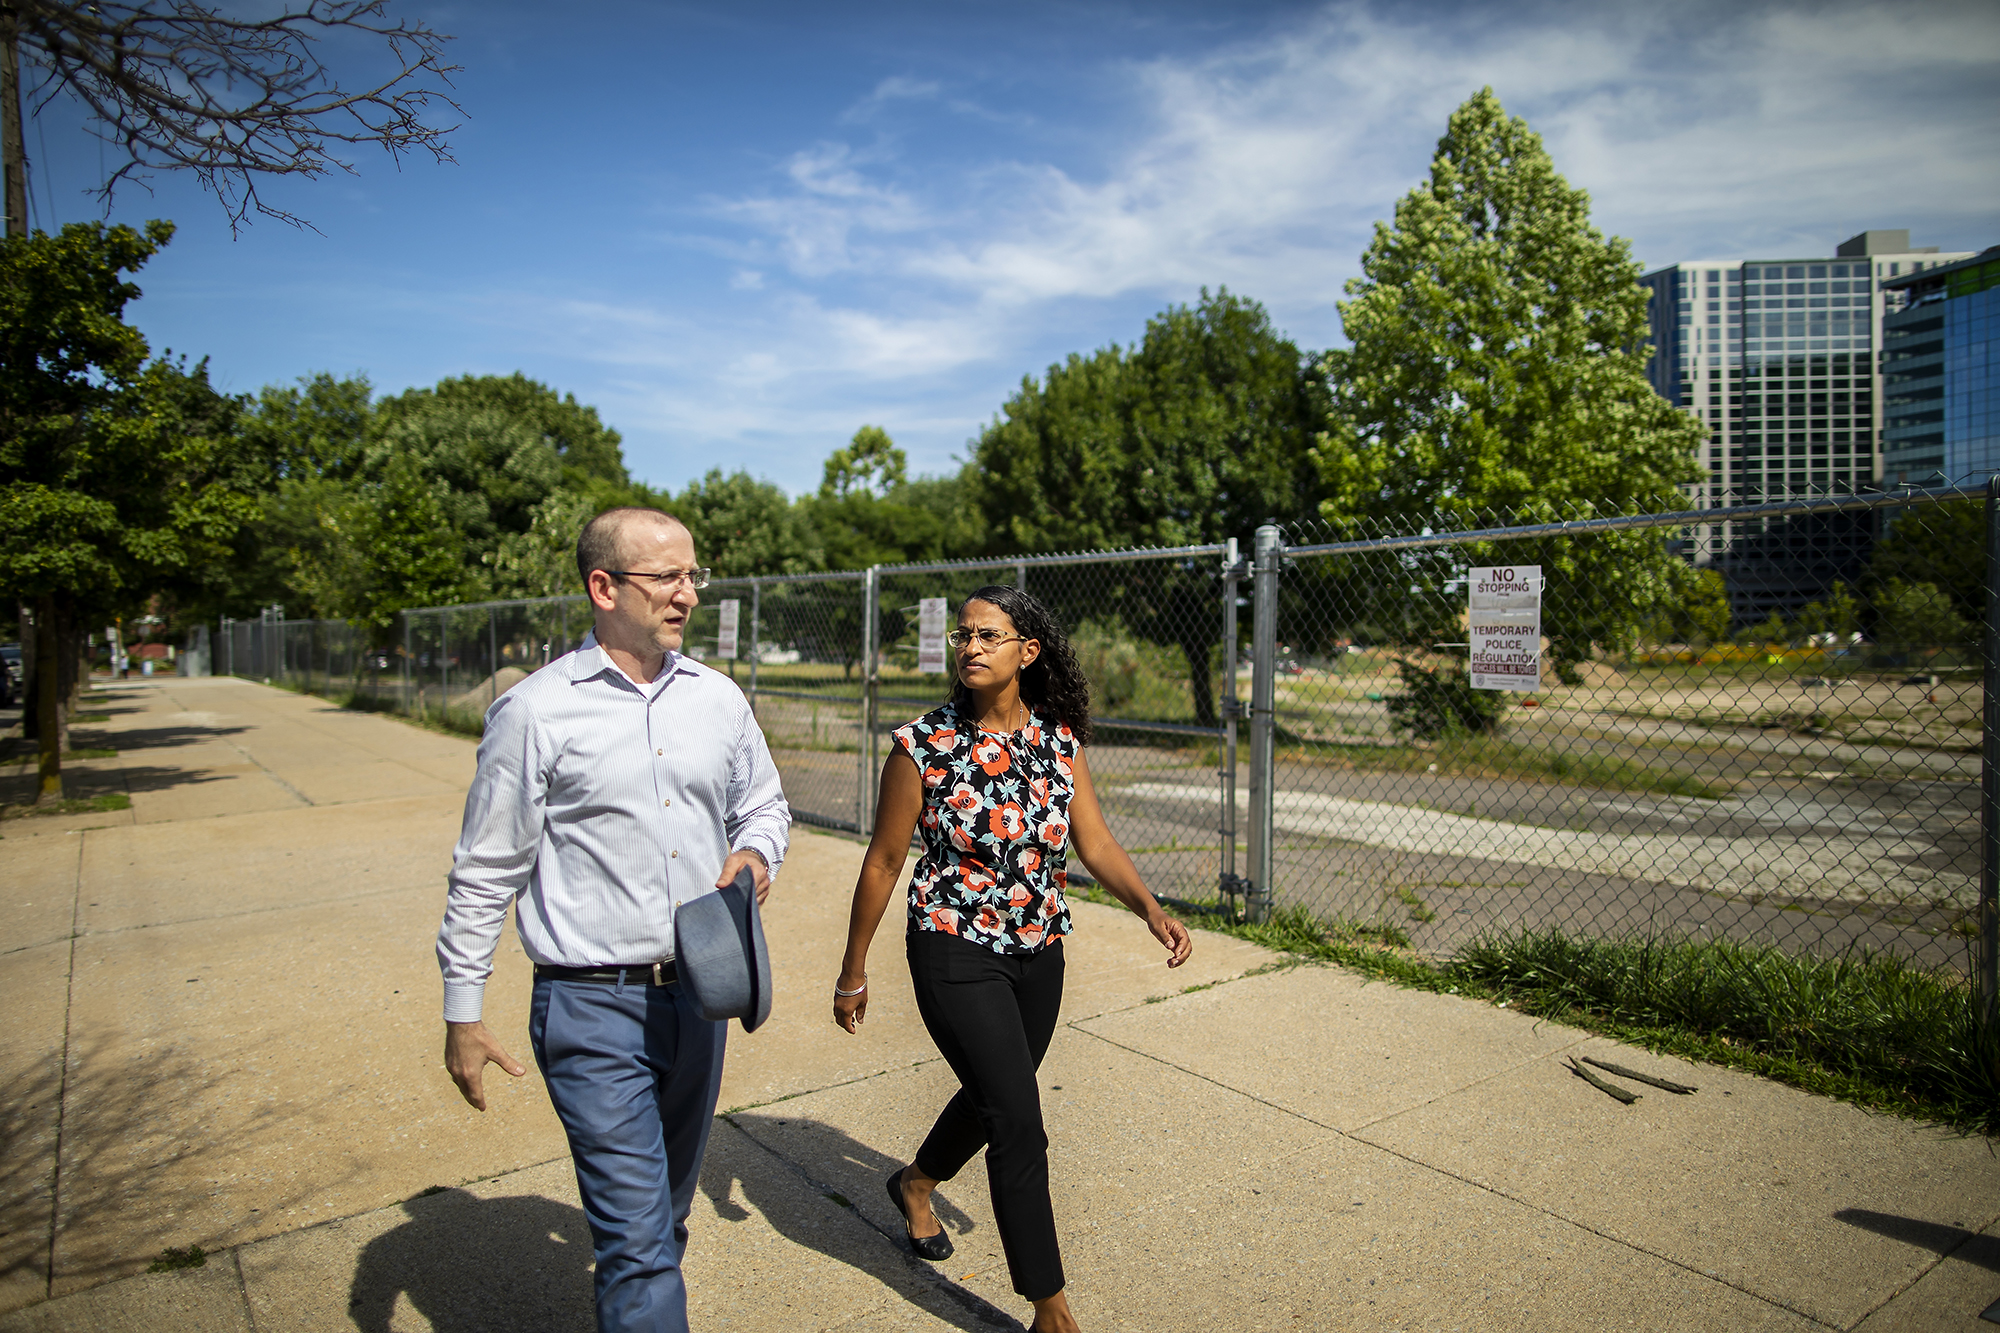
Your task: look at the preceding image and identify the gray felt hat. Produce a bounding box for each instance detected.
[674,865,773,1033]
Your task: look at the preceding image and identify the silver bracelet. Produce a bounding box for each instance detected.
[834,977,867,998]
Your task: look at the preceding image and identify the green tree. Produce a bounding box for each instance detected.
[1874,578,1970,666]
[1314,88,1701,523]
[968,289,1324,723]
[286,451,471,630]
[974,289,1323,551]
[178,372,374,621]
[0,220,257,796]
[1870,499,1981,626]
[1304,90,1704,691]
[1795,581,1861,646]
[1663,567,1732,646]
[799,426,958,570]
[673,469,821,577]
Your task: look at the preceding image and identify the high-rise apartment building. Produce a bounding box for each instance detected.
[1880,247,2000,486]
[1638,231,1974,618]
[1640,230,1973,506]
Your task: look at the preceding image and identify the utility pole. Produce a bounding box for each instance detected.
[2,1,25,239]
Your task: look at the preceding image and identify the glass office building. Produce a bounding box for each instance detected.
[1881,247,2000,486]
[1638,231,1973,618]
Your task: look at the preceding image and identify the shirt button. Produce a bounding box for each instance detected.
[671,850,678,858]
[657,748,663,755]
[663,798,672,807]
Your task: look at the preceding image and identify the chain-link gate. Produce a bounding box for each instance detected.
[1254,485,1993,985]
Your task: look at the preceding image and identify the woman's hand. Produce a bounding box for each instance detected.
[834,973,869,1032]
[1151,914,1193,968]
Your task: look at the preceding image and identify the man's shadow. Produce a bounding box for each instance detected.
[348,1189,595,1333]
[346,1124,1016,1333]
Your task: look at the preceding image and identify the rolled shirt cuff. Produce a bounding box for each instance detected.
[443,980,487,1024]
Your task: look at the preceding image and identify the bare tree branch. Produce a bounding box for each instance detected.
[14,0,461,232]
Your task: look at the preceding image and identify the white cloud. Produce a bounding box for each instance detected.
[584,0,1999,487]
[703,0,1997,344]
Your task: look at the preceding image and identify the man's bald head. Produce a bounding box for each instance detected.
[575,507,688,589]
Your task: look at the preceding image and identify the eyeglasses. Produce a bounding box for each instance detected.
[604,568,710,590]
[947,627,1028,651]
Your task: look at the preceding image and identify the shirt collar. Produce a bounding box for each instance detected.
[568,630,686,694]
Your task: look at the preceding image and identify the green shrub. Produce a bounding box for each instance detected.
[1384,657,1508,739]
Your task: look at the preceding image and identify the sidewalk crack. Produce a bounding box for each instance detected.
[44,829,84,1300]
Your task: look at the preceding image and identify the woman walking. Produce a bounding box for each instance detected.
[833,585,1192,1333]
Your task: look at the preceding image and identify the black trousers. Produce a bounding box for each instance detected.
[907,929,1067,1301]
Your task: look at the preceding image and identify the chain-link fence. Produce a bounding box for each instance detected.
[212,487,1999,997]
[1259,485,1992,981]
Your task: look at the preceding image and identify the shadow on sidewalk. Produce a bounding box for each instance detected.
[348,1189,594,1333]
[708,1116,1014,1332]
[1835,1208,2000,1273]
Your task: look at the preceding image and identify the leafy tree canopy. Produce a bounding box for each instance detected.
[1869,498,1982,625]
[673,468,823,578]
[972,288,1325,552]
[1314,87,1701,525]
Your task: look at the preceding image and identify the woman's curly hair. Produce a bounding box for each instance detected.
[948,585,1093,745]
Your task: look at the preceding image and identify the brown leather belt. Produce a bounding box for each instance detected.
[534,960,678,987]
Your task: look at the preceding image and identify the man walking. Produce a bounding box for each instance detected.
[438,506,790,1332]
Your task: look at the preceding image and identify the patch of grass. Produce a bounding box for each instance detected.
[1280,734,1733,800]
[1,792,130,820]
[1179,904,1998,1136]
[148,1245,207,1272]
[331,690,485,740]
[66,747,117,759]
[822,1190,852,1208]
[1386,885,1436,923]
[1451,929,1999,1135]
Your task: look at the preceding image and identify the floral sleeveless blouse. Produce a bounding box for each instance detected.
[893,700,1077,954]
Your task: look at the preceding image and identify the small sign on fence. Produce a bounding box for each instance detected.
[917,597,949,673]
[1467,565,1541,692]
[716,599,740,661]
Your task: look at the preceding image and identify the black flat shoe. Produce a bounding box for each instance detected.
[885,1166,954,1261]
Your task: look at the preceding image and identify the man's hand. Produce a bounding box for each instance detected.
[444,1021,526,1111]
[719,848,772,904]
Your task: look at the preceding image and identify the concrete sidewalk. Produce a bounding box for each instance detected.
[1,677,1996,1331]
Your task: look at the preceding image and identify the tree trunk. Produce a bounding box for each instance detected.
[1179,632,1218,729]
[57,600,78,753]
[34,594,62,802]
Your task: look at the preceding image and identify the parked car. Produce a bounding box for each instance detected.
[0,643,21,707]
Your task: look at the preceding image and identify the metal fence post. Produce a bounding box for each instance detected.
[748,580,762,715]
[1015,560,1027,592]
[401,614,412,714]
[1981,476,2000,1026]
[860,567,880,831]
[1219,538,1247,915]
[1246,523,1281,923]
[1248,524,1280,920]
[489,607,500,711]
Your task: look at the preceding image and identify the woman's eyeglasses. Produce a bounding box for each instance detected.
[947,627,1028,651]
[604,568,711,590]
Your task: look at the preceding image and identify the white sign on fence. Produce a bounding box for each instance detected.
[716,599,740,661]
[917,597,949,673]
[1467,565,1542,692]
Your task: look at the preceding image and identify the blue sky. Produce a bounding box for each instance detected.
[22,0,2000,493]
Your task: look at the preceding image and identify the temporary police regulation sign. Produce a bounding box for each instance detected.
[1467,565,1542,692]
